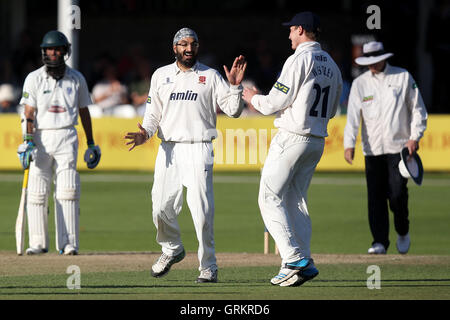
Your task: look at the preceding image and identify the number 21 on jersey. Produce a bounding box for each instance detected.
[309,83,330,118]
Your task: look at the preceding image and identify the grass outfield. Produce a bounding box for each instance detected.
[1,252,449,301]
[0,171,449,301]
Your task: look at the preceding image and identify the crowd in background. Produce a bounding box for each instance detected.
[1,0,449,118]
[0,33,353,118]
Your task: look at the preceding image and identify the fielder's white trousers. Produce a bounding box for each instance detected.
[259,129,324,264]
[27,127,80,252]
[152,141,216,272]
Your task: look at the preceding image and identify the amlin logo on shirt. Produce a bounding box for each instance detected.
[170,90,198,101]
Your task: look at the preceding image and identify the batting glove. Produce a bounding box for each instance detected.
[17,140,36,170]
[84,142,101,169]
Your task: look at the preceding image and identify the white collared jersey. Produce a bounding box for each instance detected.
[20,65,92,129]
[343,64,428,156]
[142,61,243,142]
[250,41,343,137]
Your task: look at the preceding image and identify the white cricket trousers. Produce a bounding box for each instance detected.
[27,127,80,252]
[259,129,325,264]
[152,141,216,272]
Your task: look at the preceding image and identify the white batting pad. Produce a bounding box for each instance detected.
[55,169,80,200]
[27,173,50,250]
[55,169,80,251]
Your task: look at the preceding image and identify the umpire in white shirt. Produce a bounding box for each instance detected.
[125,28,247,283]
[344,41,428,255]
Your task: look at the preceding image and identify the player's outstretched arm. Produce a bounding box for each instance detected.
[224,55,247,86]
[124,123,148,151]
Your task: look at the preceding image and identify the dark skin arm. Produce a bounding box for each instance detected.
[79,107,94,143]
[24,105,35,135]
[124,123,148,151]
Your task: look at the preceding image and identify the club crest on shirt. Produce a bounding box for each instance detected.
[363,95,374,102]
[198,76,206,84]
[66,87,72,95]
[163,77,173,85]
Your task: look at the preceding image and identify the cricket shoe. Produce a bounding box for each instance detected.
[270,258,312,285]
[279,261,319,287]
[151,249,186,278]
[196,267,218,283]
[59,244,78,255]
[396,233,410,254]
[25,247,48,255]
[368,243,386,254]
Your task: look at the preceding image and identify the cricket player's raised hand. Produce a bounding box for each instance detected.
[224,55,247,86]
[125,123,148,151]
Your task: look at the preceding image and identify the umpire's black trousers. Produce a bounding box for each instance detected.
[364,154,409,250]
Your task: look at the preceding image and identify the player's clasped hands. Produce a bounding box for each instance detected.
[124,123,148,151]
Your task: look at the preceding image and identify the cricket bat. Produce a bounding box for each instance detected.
[15,168,29,255]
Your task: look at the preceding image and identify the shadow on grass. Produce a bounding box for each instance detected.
[0,291,242,296]
[317,279,450,282]
[1,278,449,292]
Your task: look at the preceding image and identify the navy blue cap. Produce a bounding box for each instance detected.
[282,11,321,32]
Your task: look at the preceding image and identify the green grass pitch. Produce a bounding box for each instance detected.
[0,171,449,302]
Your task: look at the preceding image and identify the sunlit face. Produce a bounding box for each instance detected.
[173,37,199,69]
[45,46,65,61]
[289,26,302,50]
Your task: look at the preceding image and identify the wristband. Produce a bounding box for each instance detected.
[24,133,34,141]
[87,139,95,147]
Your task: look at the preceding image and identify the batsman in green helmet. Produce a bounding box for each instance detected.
[40,30,72,80]
[17,30,101,256]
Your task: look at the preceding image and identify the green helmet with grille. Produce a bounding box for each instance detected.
[40,31,71,69]
[41,30,70,48]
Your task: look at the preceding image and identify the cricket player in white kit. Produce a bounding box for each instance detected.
[125,28,247,283]
[17,31,101,255]
[243,12,342,287]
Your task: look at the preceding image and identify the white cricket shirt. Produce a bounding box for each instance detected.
[20,66,92,129]
[142,61,243,142]
[250,41,343,137]
[343,63,428,155]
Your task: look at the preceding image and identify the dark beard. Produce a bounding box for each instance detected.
[42,52,66,80]
[175,51,197,68]
[46,64,66,80]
